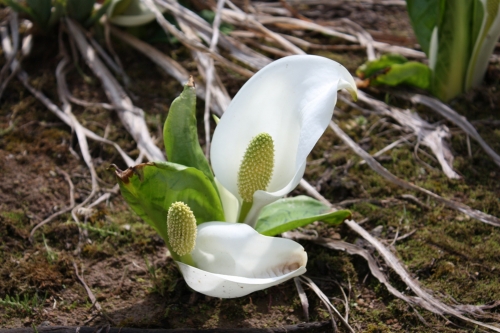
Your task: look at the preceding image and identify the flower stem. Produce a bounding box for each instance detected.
[179,253,196,267]
[238,201,253,223]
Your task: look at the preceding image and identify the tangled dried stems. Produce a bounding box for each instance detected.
[1,1,500,331]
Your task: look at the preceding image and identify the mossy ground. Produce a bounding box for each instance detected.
[1,2,499,332]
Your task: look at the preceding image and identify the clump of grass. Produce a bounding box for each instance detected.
[144,256,177,297]
[0,292,47,316]
[42,234,58,264]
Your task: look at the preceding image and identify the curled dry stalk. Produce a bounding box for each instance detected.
[328,120,500,227]
[202,0,226,158]
[65,18,165,162]
[398,92,500,169]
[108,25,229,116]
[355,90,461,179]
[56,42,99,220]
[298,276,354,333]
[0,16,136,241]
[30,168,76,241]
[143,0,254,78]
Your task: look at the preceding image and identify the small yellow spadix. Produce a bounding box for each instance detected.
[167,202,197,256]
[237,132,275,202]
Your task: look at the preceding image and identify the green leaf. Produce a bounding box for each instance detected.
[113,161,225,260]
[356,54,408,79]
[109,0,133,17]
[406,0,441,55]
[255,196,351,236]
[26,0,52,29]
[85,0,113,27]
[66,0,96,23]
[2,0,36,18]
[373,62,431,90]
[432,0,473,101]
[47,1,64,27]
[356,54,431,90]
[164,81,215,187]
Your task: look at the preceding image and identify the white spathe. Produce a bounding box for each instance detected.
[210,55,357,226]
[177,222,307,298]
[107,0,165,27]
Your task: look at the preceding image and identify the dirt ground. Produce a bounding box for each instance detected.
[1,1,500,332]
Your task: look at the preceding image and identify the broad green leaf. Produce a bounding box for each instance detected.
[2,0,35,18]
[255,196,351,236]
[356,54,408,79]
[113,161,225,260]
[406,0,440,55]
[26,0,51,29]
[432,0,473,101]
[356,54,431,90]
[66,0,95,23]
[164,81,215,186]
[373,62,431,90]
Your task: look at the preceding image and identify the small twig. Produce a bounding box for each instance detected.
[395,229,417,242]
[89,29,130,86]
[155,0,272,71]
[298,178,331,206]
[73,262,115,325]
[279,33,365,51]
[330,279,350,322]
[398,194,431,210]
[359,134,414,165]
[221,8,306,55]
[203,0,226,158]
[0,13,19,100]
[144,0,255,78]
[103,21,130,87]
[340,18,375,61]
[293,277,310,322]
[390,206,405,246]
[87,185,119,209]
[300,276,354,333]
[29,168,76,240]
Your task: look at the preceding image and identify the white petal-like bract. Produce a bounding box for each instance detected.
[177,222,307,298]
[107,0,165,27]
[210,55,356,225]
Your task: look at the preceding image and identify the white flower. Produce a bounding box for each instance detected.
[107,0,165,27]
[210,55,357,226]
[176,222,307,298]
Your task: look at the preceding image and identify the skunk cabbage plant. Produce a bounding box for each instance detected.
[114,55,356,298]
[357,1,500,101]
[407,0,500,101]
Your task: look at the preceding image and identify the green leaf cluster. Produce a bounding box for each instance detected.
[356,54,431,90]
[357,1,500,101]
[406,0,500,101]
[114,81,351,256]
[1,0,112,30]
